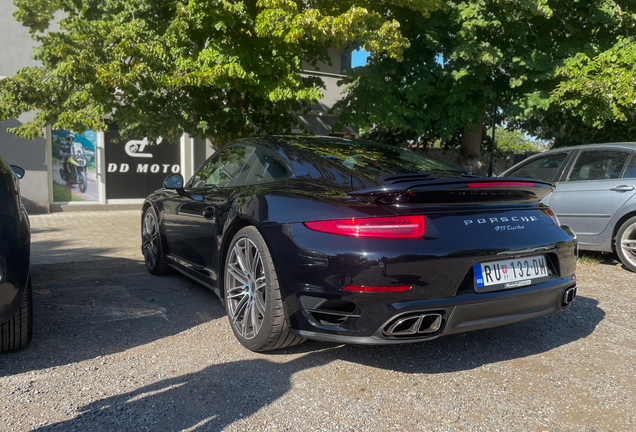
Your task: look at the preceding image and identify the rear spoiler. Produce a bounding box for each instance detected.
[350,177,555,204]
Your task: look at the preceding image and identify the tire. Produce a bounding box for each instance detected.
[142,207,169,275]
[1,276,33,352]
[224,226,305,352]
[616,215,636,272]
[79,171,88,193]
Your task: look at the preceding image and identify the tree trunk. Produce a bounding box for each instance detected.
[459,119,485,174]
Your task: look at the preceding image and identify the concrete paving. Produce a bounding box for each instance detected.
[29,210,143,265]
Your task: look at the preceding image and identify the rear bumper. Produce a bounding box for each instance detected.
[291,280,577,344]
[258,209,578,345]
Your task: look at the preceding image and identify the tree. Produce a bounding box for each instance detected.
[545,37,636,147]
[335,1,635,168]
[0,0,441,143]
[494,126,542,154]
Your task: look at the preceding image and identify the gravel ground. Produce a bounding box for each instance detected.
[1,257,635,432]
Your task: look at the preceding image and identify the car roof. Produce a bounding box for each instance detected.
[501,142,636,177]
[212,135,467,187]
[541,142,636,153]
[234,135,376,152]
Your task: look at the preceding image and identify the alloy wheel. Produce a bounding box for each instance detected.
[225,237,267,340]
[142,211,160,269]
[620,221,636,269]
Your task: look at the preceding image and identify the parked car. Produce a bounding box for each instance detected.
[142,137,577,351]
[501,143,636,272]
[0,156,32,352]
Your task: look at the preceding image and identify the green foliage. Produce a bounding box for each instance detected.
[336,1,636,151]
[548,37,636,145]
[1,0,441,143]
[495,127,539,154]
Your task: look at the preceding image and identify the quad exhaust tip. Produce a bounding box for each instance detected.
[562,286,577,307]
[384,313,443,337]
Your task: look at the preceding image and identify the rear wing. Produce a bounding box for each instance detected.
[350,176,554,205]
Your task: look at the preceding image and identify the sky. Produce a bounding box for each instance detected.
[351,49,370,68]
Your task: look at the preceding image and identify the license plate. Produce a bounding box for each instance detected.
[473,255,549,293]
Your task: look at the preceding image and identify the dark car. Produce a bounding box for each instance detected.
[142,137,578,352]
[501,143,636,271]
[0,156,32,352]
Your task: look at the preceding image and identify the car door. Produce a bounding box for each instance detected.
[502,151,571,206]
[163,145,256,270]
[549,148,636,240]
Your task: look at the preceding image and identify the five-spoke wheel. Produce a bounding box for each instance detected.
[617,216,636,272]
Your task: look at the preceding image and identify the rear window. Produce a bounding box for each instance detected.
[568,150,630,182]
[285,139,463,178]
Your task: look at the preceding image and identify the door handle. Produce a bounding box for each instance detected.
[202,206,216,219]
[610,185,635,192]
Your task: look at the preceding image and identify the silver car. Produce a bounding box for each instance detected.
[501,143,636,272]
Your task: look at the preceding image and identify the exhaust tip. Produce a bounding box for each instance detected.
[384,313,443,337]
[562,286,577,307]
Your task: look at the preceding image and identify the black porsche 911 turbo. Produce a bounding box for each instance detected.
[142,136,578,352]
[0,156,32,353]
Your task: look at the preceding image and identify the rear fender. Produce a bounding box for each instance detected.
[216,215,252,300]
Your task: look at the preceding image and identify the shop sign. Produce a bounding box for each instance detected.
[105,128,180,199]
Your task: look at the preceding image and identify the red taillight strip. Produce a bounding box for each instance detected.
[342,285,412,293]
[468,182,535,187]
[304,215,426,239]
[545,208,561,226]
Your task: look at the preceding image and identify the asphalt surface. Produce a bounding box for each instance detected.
[1,212,635,431]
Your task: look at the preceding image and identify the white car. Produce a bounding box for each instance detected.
[501,143,636,271]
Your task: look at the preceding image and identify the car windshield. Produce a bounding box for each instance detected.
[283,139,464,178]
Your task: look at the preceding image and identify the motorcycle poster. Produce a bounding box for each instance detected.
[52,128,98,202]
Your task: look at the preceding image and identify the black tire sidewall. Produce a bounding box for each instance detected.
[224,226,282,351]
[616,216,636,272]
[23,275,33,347]
[80,172,87,192]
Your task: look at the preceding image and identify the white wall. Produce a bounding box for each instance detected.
[299,46,356,136]
[0,3,61,213]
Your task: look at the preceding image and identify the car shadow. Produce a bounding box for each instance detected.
[29,296,603,431]
[0,258,224,378]
[299,295,604,374]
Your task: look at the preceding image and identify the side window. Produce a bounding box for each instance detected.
[506,153,568,182]
[243,149,288,184]
[623,154,636,179]
[568,150,630,182]
[191,146,255,188]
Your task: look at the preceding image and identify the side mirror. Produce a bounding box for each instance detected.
[10,165,25,179]
[163,174,184,190]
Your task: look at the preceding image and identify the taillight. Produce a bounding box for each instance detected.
[304,215,426,239]
[545,208,561,226]
[468,182,535,187]
[342,285,412,293]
